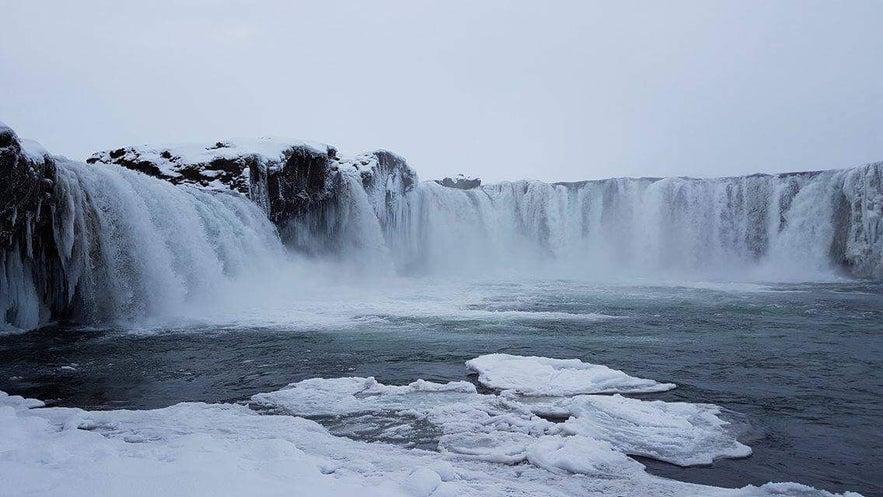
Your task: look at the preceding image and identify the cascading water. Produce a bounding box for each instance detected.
[2,120,882,331]
[1,157,285,331]
[378,166,883,280]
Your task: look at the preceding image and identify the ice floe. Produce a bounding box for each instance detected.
[252,373,743,470]
[466,353,676,395]
[533,394,752,466]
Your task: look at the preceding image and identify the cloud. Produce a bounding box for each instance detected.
[1,0,881,182]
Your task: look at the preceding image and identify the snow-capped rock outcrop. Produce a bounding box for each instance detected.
[87,138,337,194]
[88,139,418,252]
[435,174,481,190]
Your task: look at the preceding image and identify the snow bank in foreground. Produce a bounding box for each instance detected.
[0,356,863,497]
[0,388,861,497]
[466,354,676,395]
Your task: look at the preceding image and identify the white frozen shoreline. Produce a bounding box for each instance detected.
[0,355,864,497]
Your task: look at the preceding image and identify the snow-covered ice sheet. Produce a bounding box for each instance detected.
[0,391,414,497]
[533,394,752,466]
[252,374,740,469]
[0,383,862,497]
[252,376,479,417]
[0,354,863,496]
[466,353,676,395]
[253,376,562,465]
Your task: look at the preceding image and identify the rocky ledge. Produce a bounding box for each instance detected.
[435,174,481,190]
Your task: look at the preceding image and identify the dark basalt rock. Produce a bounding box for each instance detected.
[1,125,49,248]
[361,150,417,193]
[0,125,74,327]
[88,146,254,194]
[435,175,481,190]
[89,140,344,222]
[273,149,418,253]
[256,145,339,226]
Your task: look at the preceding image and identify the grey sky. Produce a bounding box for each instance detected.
[1,1,881,182]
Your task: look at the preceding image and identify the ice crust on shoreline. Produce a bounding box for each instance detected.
[466,353,677,395]
[0,354,864,497]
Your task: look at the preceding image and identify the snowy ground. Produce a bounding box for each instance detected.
[0,355,863,497]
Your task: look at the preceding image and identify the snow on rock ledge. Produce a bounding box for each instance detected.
[88,138,335,194]
[434,174,481,190]
[88,139,419,253]
[466,353,677,396]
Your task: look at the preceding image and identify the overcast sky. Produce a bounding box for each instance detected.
[1,1,881,182]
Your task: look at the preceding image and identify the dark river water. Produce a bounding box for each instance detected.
[1,280,881,496]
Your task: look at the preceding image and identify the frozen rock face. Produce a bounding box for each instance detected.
[1,123,63,328]
[435,174,481,190]
[86,137,344,236]
[253,148,417,256]
[834,164,883,277]
[0,123,57,248]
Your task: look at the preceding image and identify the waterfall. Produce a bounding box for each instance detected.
[2,120,881,331]
[373,166,883,280]
[1,157,285,331]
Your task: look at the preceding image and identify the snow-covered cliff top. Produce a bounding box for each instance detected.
[88,138,337,193]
